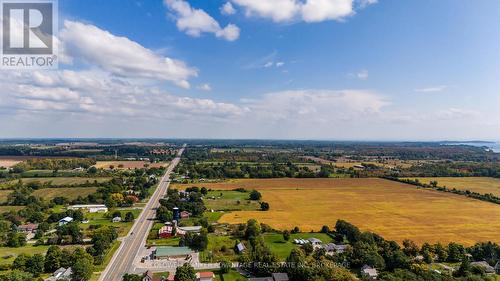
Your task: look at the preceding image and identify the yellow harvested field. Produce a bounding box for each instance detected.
[173,178,500,245]
[405,177,500,197]
[0,159,22,168]
[94,161,167,169]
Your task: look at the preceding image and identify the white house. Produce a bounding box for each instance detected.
[361,265,378,279]
[68,204,108,213]
[44,267,72,281]
[58,217,73,226]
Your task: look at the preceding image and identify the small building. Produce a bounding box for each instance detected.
[272,273,289,281]
[112,217,122,223]
[180,211,191,219]
[249,273,288,281]
[470,261,495,274]
[167,275,175,281]
[361,265,378,279]
[143,271,154,281]
[58,217,73,226]
[236,242,246,253]
[68,204,108,213]
[322,243,347,255]
[18,223,38,233]
[153,246,192,260]
[196,271,215,281]
[44,267,72,281]
[308,238,322,245]
[158,225,174,238]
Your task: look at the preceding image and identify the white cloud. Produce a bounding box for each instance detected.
[221,2,236,15]
[231,0,370,23]
[276,62,285,67]
[197,83,212,91]
[165,0,240,41]
[301,0,353,22]
[264,62,274,68]
[414,85,448,93]
[357,0,377,9]
[357,69,368,80]
[60,20,197,88]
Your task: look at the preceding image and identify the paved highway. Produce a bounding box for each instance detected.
[99,144,186,281]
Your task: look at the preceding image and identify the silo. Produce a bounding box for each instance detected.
[173,207,180,221]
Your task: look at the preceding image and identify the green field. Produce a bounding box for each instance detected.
[1,177,111,188]
[33,187,99,200]
[200,234,239,262]
[263,232,333,260]
[214,269,247,281]
[0,245,50,265]
[204,190,260,211]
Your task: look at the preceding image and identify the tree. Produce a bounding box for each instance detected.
[7,231,27,247]
[156,206,173,222]
[260,202,270,211]
[249,190,262,200]
[1,270,33,281]
[303,243,314,255]
[26,254,44,276]
[44,245,62,272]
[245,219,261,239]
[283,230,290,241]
[71,248,94,281]
[112,211,122,219]
[320,225,330,233]
[174,263,196,281]
[12,254,29,271]
[122,274,142,281]
[402,239,419,257]
[124,212,135,222]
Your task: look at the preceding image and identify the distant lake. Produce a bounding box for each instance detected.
[446,142,500,153]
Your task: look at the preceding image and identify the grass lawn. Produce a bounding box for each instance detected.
[263,232,333,261]
[200,235,239,262]
[204,190,260,211]
[82,208,142,237]
[147,222,182,246]
[0,245,50,265]
[214,269,248,281]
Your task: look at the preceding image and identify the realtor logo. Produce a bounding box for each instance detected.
[1,0,58,69]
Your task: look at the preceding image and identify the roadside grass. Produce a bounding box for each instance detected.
[94,240,121,272]
[0,245,50,266]
[200,235,239,263]
[263,232,333,261]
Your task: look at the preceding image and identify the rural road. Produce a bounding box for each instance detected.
[99,144,186,281]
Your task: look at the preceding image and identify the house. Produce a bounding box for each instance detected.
[18,223,38,233]
[68,204,108,213]
[153,246,192,260]
[158,225,174,238]
[470,261,495,274]
[44,267,72,281]
[180,211,191,219]
[361,265,378,279]
[236,242,246,253]
[112,217,122,223]
[196,271,215,281]
[322,243,347,255]
[143,271,154,281]
[58,217,73,226]
[308,237,322,246]
[249,273,288,281]
[167,275,175,281]
[272,273,289,281]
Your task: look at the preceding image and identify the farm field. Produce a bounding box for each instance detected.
[0,245,49,265]
[0,187,98,202]
[204,190,260,211]
[94,161,167,169]
[0,159,22,168]
[404,177,500,197]
[174,178,500,245]
[0,177,111,187]
[32,187,98,200]
[263,232,333,260]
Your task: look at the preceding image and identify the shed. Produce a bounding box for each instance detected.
[154,246,192,260]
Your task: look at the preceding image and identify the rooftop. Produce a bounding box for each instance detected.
[155,246,192,257]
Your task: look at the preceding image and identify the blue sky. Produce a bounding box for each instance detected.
[1,0,500,140]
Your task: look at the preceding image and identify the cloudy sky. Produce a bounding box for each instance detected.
[1,0,500,140]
